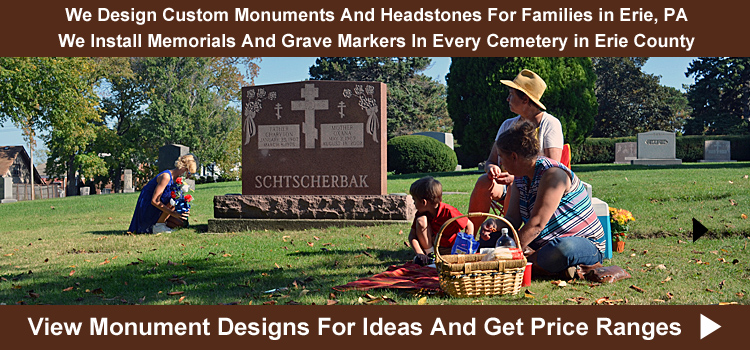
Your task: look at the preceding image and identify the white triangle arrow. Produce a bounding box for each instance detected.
[700,314,721,339]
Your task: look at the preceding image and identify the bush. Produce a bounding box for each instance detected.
[388,135,458,174]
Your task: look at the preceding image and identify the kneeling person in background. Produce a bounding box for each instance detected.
[408,176,474,266]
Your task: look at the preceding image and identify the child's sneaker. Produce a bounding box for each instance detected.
[152,223,172,234]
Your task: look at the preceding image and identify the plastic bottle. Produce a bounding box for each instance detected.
[490,228,523,260]
[495,228,517,248]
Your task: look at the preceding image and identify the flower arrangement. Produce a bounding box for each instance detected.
[609,207,635,242]
[169,177,193,214]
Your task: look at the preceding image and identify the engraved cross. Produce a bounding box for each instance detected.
[291,84,329,149]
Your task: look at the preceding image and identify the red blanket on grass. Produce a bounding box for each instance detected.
[332,262,440,292]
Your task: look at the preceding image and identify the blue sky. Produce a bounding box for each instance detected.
[0,57,697,152]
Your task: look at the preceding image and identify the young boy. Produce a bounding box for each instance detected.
[408,176,474,266]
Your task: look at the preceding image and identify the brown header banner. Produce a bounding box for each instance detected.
[0,0,746,56]
[2,305,747,349]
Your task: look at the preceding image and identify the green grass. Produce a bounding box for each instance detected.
[1,162,749,305]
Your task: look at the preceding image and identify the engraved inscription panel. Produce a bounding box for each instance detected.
[258,125,300,149]
[320,123,364,148]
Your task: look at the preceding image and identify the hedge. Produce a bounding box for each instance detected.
[387,135,458,174]
[571,135,750,164]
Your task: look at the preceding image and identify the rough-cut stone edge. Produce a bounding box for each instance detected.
[213,194,415,221]
[207,218,410,233]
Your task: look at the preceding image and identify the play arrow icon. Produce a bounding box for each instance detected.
[700,314,721,339]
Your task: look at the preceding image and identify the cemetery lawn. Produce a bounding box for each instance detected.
[1,162,749,305]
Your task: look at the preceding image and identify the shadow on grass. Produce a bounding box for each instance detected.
[0,246,418,305]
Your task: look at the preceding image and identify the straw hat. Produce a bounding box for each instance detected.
[500,69,547,110]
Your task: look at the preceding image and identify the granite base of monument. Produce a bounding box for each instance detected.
[631,159,682,165]
[208,195,416,232]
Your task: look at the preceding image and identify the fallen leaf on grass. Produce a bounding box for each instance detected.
[737,292,745,298]
[653,299,665,303]
[630,285,645,293]
[666,292,674,299]
[398,230,403,235]
[313,236,320,241]
[282,236,291,242]
[62,287,74,292]
[661,276,673,283]
[69,270,75,276]
[91,288,104,295]
[742,214,748,220]
[178,296,186,303]
[4,253,13,257]
[551,280,567,287]
[418,296,428,305]
[730,199,737,206]
[307,242,314,247]
[99,259,110,265]
[327,299,338,305]
[717,302,738,305]
[263,301,277,305]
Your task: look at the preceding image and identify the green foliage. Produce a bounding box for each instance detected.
[387,135,457,174]
[591,57,689,137]
[571,135,750,164]
[446,57,597,164]
[308,57,451,138]
[685,57,750,135]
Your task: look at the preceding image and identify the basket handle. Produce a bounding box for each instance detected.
[433,212,521,263]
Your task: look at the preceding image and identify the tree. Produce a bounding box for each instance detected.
[446,57,597,164]
[308,57,451,138]
[133,57,259,180]
[685,57,750,135]
[591,57,687,137]
[0,57,102,196]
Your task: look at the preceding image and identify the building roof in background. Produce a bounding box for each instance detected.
[0,145,44,183]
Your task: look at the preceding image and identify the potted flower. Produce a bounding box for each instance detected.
[609,207,635,253]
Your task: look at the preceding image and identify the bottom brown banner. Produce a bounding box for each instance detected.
[2,305,744,348]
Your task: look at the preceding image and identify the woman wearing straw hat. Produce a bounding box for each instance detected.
[467,69,564,231]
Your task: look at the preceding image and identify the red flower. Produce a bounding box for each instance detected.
[184,194,193,202]
[171,191,177,199]
[175,177,183,185]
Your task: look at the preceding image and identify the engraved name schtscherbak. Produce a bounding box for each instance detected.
[254,174,369,189]
[645,139,668,145]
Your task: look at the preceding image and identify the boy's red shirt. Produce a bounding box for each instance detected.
[414,202,468,249]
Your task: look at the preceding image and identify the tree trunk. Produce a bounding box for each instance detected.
[66,156,77,196]
[113,167,122,193]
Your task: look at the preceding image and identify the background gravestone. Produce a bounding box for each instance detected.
[209,81,415,232]
[413,131,454,150]
[158,144,195,189]
[614,142,637,164]
[1,177,17,203]
[123,169,134,193]
[699,140,736,162]
[631,131,682,165]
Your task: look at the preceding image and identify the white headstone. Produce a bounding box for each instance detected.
[631,131,682,165]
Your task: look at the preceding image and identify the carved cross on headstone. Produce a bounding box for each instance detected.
[274,103,282,119]
[291,84,329,149]
[338,101,346,118]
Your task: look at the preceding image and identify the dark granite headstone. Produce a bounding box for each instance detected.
[159,144,189,172]
[614,142,637,164]
[240,81,387,195]
[699,140,735,162]
[209,81,414,232]
[631,131,682,165]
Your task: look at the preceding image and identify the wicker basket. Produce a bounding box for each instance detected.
[434,212,527,297]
